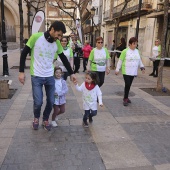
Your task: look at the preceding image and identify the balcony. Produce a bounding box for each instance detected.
[103,9,112,21]
[112,0,153,19]
[84,25,93,34]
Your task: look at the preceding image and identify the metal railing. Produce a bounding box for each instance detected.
[112,0,153,19]
[103,9,112,21]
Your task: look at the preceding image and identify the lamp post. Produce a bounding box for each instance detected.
[90,7,96,47]
[135,0,142,40]
[1,0,9,77]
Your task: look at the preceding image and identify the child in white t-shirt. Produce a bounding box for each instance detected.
[51,67,68,127]
[74,72,103,128]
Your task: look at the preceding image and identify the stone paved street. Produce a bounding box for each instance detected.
[0,51,170,170]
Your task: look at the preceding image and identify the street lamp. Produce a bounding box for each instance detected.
[1,0,9,77]
[90,7,96,47]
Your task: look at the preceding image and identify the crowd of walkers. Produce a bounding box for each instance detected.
[19,20,162,131]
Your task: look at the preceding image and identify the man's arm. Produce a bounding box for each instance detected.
[58,52,74,75]
[19,45,30,72]
[18,45,30,84]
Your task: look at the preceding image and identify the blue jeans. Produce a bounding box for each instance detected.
[31,76,55,121]
[83,110,97,122]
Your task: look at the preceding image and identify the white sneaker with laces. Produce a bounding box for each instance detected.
[51,121,58,127]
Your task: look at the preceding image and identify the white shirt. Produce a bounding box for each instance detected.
[75,82,102,110]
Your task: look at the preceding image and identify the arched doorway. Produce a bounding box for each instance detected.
[0,4,16,42]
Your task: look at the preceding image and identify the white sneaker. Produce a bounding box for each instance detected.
[55,116,59,121]
[51,121,58,127]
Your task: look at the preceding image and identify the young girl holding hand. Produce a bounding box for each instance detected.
[51,67,68,127]
[74,72,103,127]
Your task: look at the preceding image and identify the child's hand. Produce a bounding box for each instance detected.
[115,70,119,75]
[73,80,78,85]
[99,104,103,107]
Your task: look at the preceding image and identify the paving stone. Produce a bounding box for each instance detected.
[122,123,170,165]
[103,98,165,117]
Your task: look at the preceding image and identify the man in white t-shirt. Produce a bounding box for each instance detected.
[18,21,76,131]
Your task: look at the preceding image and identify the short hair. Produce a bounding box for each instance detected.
[49,21,66,34]
[129,37,138,44]
[54,66,62,74]
[96,36,103,42]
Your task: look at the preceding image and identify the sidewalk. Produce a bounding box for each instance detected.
[0,51,170,170]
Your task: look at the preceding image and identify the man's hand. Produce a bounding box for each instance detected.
[18,72,25,85]
[115,70,119,75]
[99,104,103,107]
[70,74,77,82]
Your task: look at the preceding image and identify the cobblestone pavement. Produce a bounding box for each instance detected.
[0,51,170,170]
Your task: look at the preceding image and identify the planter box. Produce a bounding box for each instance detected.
[0,80,12,99]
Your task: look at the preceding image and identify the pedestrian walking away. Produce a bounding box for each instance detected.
[115,37,145,106]
[51,67,68,127]
[74,71,103,128]
[149,39,161,78]
[82,41,92,72]
[116,37,126,58]
[87,36,110,87]
[18,21,76,131]
[55,37,74,80]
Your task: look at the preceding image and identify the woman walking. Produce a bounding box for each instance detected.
[149,39,161,77]
[87,37,110,87]
[82,41,92,72]
[115,37,145,106]
[56,37,73,80]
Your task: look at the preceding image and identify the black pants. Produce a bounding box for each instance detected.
[74,57,80,73]
[95,71,105,87]
[123,75,134,99]
[153,60,160,76]
[83,58,88,71]
[83,110,97,122]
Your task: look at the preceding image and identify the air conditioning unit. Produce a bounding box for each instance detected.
[157,0,164,5]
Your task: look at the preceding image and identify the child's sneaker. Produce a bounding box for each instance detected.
[42,120,51,131]
[83,121,89,128]
[89,115,93,123]
[51,121,58,127]
[32,118,39,130]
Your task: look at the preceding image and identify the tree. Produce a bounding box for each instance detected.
[24,0,47,37]
[156,0,169,91]
[50,0,91,44]
[113,0,131,47]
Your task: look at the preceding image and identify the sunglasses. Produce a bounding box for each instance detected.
[97,42,103,44]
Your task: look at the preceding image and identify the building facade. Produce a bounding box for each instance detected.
[101,0,170,66]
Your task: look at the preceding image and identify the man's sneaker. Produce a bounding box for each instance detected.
[89,115,93,123]
[127,98,131,103]
[123,98,129,106]
[42,121,51,131]
[55,116,59,122]
[51,121,58,128]
[32,118,39,130]
[83,121,89,128]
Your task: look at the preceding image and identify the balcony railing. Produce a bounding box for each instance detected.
[112,0,153,19]
[103,9,112,21]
